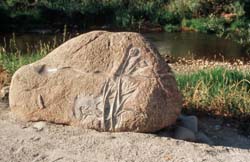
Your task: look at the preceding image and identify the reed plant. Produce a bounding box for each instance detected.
[0,50,46,74]
[176,67,250,117]
[0,34,51,74]
[0,28,70,74]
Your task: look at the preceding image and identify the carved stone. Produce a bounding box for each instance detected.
[9,31,182,132]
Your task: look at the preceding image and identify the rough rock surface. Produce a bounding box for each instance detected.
[9,31,182,132]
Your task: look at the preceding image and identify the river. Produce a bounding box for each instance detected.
[0,31,248,61]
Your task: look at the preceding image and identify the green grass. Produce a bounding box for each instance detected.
[176,67,250,117]
[0,51,46,74]
[0,35,50,74]
[0,33,58,74]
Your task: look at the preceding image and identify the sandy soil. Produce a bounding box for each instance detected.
[0,102,250,162]
[168,60,250,74]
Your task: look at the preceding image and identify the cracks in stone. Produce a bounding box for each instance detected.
[35,64,46,74]
[72,32,105,55]
[114,44,133,78]
[37,94,45,109]
[107,39,111,49]
[34,64,58,75]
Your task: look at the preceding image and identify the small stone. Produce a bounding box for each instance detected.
[33,153,39,157]
[195,132,214,145]
[32,154,47,162]
[178,115,198,133]
[175,140,184,145]
[174,126,196,142]
[16,139,24,144]
[33,122,46,131]
[21,125,28,129]
[30,136,41,141]
[9,147,15,153]
[108,136,116,140]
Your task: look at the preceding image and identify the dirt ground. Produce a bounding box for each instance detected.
[1,101,250,162]
[0,67,10,90]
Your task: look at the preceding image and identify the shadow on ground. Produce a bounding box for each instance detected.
[1,100,250,150]
[156,114,250,150]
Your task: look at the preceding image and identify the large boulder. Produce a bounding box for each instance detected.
[9,31,182,132]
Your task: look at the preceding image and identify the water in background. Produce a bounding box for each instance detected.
[0,31,248,61]
[144,32,248,61]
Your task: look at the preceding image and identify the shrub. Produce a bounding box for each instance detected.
[167,0,201,18]
[164,24,180,32]
[181,16,225,34]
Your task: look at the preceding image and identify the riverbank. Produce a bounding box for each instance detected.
[2,32,248,61]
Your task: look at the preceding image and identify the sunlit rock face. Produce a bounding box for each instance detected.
[9,31,182,132]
